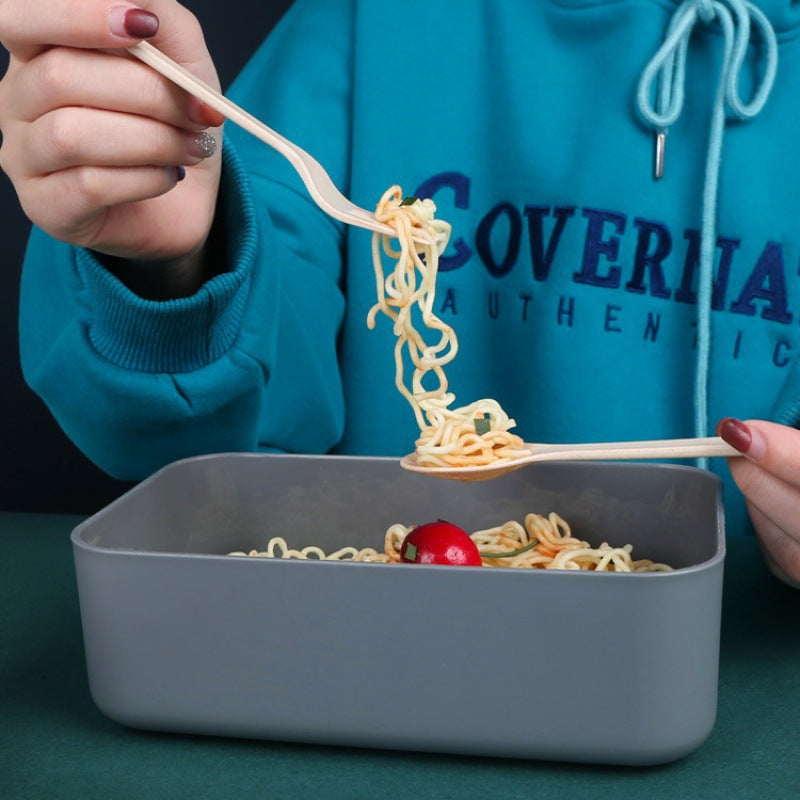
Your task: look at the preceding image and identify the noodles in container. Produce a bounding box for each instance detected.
[231,511,673,573]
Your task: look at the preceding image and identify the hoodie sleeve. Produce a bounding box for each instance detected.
[18,0,354,480]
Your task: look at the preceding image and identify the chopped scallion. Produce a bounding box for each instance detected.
[400,196,419,206]
[474,415,491,436]
[482,540,539,559]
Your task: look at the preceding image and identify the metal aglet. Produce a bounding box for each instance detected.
[654,130,666,181]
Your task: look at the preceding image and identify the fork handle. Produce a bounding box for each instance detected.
[126,42,403,239]
[128,43,297,158]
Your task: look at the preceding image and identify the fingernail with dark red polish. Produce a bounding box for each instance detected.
[716,417,752,453]
[125,8,159,37]
[110,7,160,39]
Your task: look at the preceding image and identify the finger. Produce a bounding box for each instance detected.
[20,167,194,248]
[1,0,159,61]
[10,47,214,130]
[726,455,800,543]
[20,159,220,260]
[747,503,800,586]
[23,106,218,175]
[716,418,800,489]
[16,163,182,238]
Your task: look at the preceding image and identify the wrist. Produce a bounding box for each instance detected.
[101,247,209,300]
[97,205,228,300]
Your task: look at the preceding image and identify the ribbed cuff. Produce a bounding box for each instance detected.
[76,141,258,374]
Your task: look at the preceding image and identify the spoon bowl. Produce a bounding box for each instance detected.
[400,436,740,481]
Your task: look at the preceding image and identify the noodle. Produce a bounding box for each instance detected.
[231,513,673,572]
[368,186,530,468]
[229,537,391,563]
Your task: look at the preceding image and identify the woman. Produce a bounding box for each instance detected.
[1,0,798,585]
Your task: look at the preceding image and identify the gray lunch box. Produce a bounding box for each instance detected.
[71,453,725,766]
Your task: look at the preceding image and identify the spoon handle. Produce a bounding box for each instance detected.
[528,436,740,462]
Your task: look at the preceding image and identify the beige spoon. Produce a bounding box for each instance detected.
[400,436,740,481]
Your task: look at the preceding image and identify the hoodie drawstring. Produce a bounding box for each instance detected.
[636,0,777,466]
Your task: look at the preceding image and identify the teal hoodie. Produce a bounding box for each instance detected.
[19,0,800,537]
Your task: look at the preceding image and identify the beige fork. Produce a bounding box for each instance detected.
[127,41,429,243]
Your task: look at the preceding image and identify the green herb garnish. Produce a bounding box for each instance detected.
[405,542,418,562]
[400,196,419,206]
[474,414,491,436]
[482,540,539,559]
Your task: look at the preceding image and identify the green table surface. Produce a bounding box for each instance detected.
[1,511,799,800]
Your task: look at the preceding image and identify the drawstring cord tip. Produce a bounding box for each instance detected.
[654,130,666,180]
